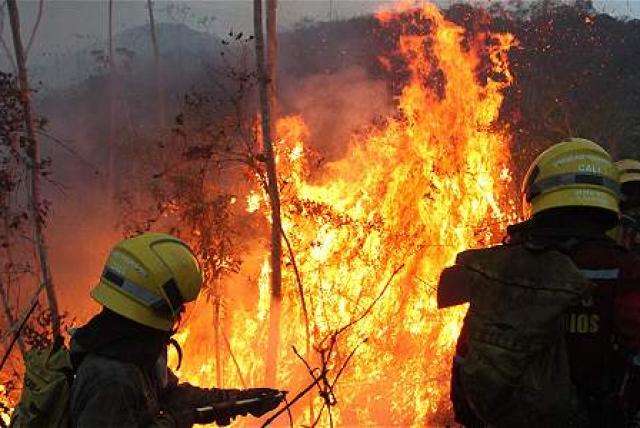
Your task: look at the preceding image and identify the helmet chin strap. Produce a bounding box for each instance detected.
[167,337,183,371]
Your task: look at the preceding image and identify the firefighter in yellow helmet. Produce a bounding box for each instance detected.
[439,138,640,426]
[614,159,640,251]
[69,233,284,427]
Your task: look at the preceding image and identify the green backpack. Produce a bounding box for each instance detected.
[10,338,73,428]
[439,243,592,427]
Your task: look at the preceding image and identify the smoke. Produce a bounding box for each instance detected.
[41,101,118,321]
[26,12,393,327]
[281,66,393,163]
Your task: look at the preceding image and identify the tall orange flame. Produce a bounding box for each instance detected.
[172,2,517,425]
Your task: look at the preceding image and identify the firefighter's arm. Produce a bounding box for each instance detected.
[162,382,241,426]
[162,371,284,425]
[73,379,177,428]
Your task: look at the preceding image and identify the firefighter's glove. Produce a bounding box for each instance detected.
[163,403,233,427]
[192,407,234,426]
[237,388,285,417]
[163,385,240,427]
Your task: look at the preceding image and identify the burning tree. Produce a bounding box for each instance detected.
[253,0,284,385]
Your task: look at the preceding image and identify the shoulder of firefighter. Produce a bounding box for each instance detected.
[437,138,640,426]
[438,230,640,427]
[69,346,285,428]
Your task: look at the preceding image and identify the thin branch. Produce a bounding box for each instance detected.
[270,264,401,428]
[292,344,322,424]
[0,37,14,72]
[283,395,294,428]
[310,402,326,428]
[0,276,24,355]
[0,1,17,73]
[330,264,405,341]
[415,275,436,293]
[1,282,43,341]
[281,228,311,354]
[260,367,329,428]
[292,346,320,380]
[0,284,43,372]
[294,343,337,426]
[331,339,366,390]
[221,328,247,388]
[316,339,367,428]
[292,345,324,395]
[25,0,44,57]
[36,130,101,173]
[5,140,33,168]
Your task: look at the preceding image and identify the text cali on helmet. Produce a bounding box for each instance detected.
[521,137,621,222]
[91,233,203,331]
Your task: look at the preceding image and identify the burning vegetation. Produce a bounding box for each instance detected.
[165,2,517,425]
[1,0,640,426]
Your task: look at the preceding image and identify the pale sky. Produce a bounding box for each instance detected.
[1,1,639,72]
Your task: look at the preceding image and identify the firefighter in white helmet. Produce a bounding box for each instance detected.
[69,233,284,427]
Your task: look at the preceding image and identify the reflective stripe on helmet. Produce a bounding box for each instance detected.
[526,172,621,202]
[579,268,620,280]
[102,268,178,313]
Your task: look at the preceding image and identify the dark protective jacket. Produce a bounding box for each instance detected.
[440,221,640,427]
[617,212,640,253]
[69,310,244,428]
[70,352,242,428]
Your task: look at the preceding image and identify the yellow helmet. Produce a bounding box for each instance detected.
[617,159,640,185]
[522,138,620,217]
[617,159,640,212]
[91,233,203,331]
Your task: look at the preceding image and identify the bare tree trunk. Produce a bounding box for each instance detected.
[266,0,278,104]
[107,0,117,201]
[0,2,17,74]
[146,0,166,128]
[213,278,223,387]
[25,0,44,57]
[1,213,25,355]
[0,279,24,355]
[6,0,61,338]
[254,0,282,385]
